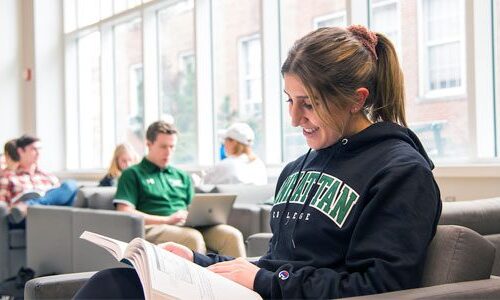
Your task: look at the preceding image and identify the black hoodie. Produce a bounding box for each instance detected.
[194,122,442,299]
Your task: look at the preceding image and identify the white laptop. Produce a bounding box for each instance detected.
[184,194,237,227]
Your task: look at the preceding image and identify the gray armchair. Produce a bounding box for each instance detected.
[24,225,500,299]
[27,187,144,276]
[0,202,26,281]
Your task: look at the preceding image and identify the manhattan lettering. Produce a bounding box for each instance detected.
[275,171,359,228]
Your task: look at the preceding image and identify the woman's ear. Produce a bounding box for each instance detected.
[351,88,369,113]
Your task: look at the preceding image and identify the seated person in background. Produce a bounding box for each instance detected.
[200,122,267,185]
[99,143,138,187]
[114,121,246,257]
[0,135,78,223]
[2,139,20,172]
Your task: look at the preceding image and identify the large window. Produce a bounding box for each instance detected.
[63,0,500,170]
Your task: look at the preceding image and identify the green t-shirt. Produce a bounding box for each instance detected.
[114,157,193,216]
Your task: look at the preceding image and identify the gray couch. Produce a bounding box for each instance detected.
[26,184,275,276]
[24,225,500,299]
[0,202,26,281]
[439,197,500,275]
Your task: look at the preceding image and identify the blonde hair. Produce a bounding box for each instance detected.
[227,138,257,162]
[107,144,138,178]
[281,26,406,130]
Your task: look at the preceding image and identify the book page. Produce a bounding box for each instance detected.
[142,243,262,300]
[80,231,129,261]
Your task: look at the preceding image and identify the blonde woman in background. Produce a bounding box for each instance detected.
[202,122,267,185]
[99,143,138,187]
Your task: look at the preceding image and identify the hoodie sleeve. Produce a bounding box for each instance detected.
[254,163,441,299]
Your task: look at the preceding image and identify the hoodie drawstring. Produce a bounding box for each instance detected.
[273,148,312,251]
[289,140,344,252]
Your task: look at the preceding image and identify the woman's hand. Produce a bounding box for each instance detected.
[208,258,260,290]
[159,242,194,262]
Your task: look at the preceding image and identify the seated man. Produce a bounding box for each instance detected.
[113,121,246,257]
[0,135,77,224]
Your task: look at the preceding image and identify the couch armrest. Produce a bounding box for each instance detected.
[27,206,144,275]
[228,204,262,240]
[246,232,272,257]
[342,278,500,299]
[24,271,95,300]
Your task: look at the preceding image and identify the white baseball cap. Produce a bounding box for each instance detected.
[219,123,255,146]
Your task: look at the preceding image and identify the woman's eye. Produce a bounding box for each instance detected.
[303,103,313,110]
[286,98,293,104]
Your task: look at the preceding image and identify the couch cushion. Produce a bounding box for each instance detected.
[439,197,500,235]
[214,184,275,205]
[485,234,500,276]
[8,229,26,248]
[86,187,116,210]
[421,225,495,287]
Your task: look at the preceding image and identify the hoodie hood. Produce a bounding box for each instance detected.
[341,122,435,169]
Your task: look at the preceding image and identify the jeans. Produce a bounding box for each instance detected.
[74,268,144,299]
[25,180,78,206]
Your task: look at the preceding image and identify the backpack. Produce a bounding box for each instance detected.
[0,267,35,300]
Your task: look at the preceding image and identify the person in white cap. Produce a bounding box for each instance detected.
[202,122,267,185]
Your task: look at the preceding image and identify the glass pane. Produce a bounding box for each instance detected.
[280,0,347,162]
[64,0,76,33]
[114,0,141,14]
[77,0,100,28]
[158,0,197,164]
[101,0,113,20]
[212,0,264,160]
[114,18,145,156]
[371,0,400,51]
[78,32,102,168]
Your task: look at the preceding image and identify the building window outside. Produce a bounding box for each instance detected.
[421,0,465,98]
[238,34,262,117]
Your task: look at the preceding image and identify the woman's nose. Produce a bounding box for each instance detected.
[289,105,305,127]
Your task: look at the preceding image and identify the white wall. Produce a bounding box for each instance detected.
[0,0,23,142]
[32,0,65,170]
[0,0,65,171]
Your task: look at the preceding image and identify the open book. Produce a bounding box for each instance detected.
[80,231,262,300]
[11,190,43,204]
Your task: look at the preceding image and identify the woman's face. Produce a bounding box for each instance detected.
[223,138,237,156]
[284,73,349,150]
[117,152,134,171]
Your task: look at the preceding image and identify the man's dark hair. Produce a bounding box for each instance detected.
[146,121,178,143]
[4,139,20,161]
[16,135,40,149]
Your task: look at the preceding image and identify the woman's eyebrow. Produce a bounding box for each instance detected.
[283,90,309,100]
